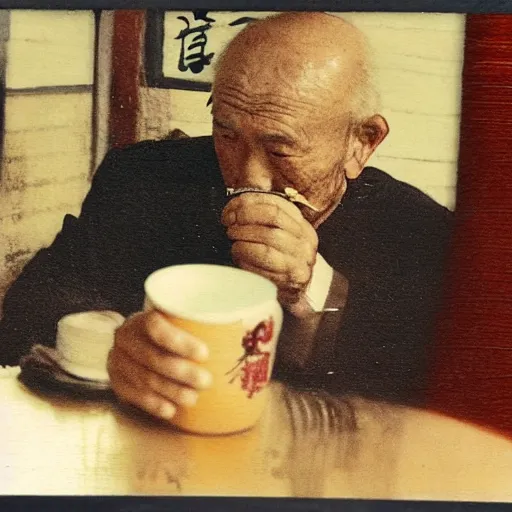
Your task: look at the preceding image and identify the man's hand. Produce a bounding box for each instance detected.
[108,311,212,421]
[221,193,319,315]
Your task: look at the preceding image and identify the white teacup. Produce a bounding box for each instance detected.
[56,311,125,381]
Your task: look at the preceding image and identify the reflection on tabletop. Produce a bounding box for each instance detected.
[1,366,512,500]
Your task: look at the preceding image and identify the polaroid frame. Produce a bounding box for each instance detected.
[0,1,511,511]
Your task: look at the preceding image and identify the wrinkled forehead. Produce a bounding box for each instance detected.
[212,49,356,117]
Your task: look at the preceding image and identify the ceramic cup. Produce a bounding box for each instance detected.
[144,264,283,435]
[56,310,125,381]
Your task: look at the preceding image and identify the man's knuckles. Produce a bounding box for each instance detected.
[232,241,283,270]
[118,382,177,421]
[267,202,286,227]
[113,333,180,385]
[144,311,170,342]
[223,193,304,225]
[145,312,188,353]
[114,313,143,346]
[225,206,318,255]
[225,190,294,209]
[225,203,284,228]
[132,364,198,407]
[232,239,314,278]
[227,224,292,251]
[141,350,210,390]
[109,345,202,419]
[129,310,207,362]
[287,266,311,287]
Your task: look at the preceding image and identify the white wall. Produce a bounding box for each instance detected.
[6,10,94,88]
[0,11,95,312]
[342,13,464,211]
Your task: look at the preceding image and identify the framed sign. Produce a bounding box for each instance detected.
[145,10,271,91]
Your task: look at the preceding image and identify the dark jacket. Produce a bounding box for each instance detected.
[0,136,452,404]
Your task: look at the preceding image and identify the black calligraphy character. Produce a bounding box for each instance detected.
[175,15,215,74]
[228,16,258,27]
[193,10,216,23]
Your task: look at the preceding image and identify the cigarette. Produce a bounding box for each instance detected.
[226,187,320,212]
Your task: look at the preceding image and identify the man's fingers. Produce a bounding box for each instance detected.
[109,348,198,409]
[225,203,302,237]
[109,312,213,423]
[144,311,209,362]
[227,224,306,257]
[222,196,318,249]
[114,325,212,391]
[232,241,312,285]
[222,194,320,312]
[232,240,285,272]
[222,198,303,235]
[109,367,177,421]
[236,260,308,292]
[224,192,305,221]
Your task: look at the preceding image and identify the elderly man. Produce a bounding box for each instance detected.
[0,13,451,418]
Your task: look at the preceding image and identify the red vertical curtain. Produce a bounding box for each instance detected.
[427,15,512,438]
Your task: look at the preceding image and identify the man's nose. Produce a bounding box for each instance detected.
[233,155,273,191]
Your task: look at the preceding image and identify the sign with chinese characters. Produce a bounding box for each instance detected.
[161,11,273,90]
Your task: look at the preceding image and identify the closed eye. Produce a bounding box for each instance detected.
[213,118,233,130]
[267,146,296,158]
[269,151,290,158]
[213,121,237,140]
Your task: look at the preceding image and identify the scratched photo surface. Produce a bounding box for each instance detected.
[1,10,512,501]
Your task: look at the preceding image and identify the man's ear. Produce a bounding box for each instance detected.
[345,114,389,179]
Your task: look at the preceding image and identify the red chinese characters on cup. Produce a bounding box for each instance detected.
[240,352,271,398]
[227,317,274,398]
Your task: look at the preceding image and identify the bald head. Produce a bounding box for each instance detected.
[213,12,379,124]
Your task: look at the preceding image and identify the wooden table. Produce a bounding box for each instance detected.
[1,366,512,500]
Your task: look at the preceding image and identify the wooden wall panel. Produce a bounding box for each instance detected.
[109,10,145,149]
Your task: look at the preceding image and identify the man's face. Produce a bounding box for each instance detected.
[212,70,354,227]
